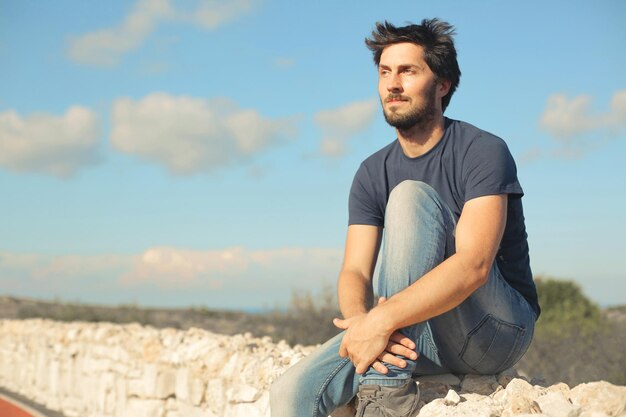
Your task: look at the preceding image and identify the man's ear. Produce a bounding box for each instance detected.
[438,79,452,98]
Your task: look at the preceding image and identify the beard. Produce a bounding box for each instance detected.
[382,84,438,131]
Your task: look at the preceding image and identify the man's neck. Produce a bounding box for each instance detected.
[396,115,446,158]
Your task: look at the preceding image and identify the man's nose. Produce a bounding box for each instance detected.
[387,73,402,92]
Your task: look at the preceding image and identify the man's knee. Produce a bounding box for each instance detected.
[386,180,445,219]
[389,180,437,203]
[385,181,453,233]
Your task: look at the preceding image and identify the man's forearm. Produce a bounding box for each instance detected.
[337,270,375,319]
[369,252,488,334]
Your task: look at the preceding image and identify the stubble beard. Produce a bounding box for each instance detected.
[382,84,438,132]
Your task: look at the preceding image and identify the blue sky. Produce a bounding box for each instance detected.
[1,0,625,310]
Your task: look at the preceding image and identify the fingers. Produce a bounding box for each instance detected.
[378,296,387,304]
[355,362,369,374]
[389,331,417,350]
[333,317,348,330]
[338,342,348,358]
[378,351,408,368]
[372,360,389,374]
[386,343,419,361]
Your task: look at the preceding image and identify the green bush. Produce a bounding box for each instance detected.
[534,277,606,337]
[517,277,625,386]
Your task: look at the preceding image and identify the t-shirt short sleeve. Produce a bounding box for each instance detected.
[463,134,524,202]
[349,163,384,226]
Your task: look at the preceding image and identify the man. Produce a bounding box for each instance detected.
[270,19,539,417]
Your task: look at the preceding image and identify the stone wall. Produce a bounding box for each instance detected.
[1,319,625,417]
[0,319,310,417]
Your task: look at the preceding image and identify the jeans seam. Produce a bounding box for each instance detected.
[459,314,527,372]
[312,357,352,417]
[499,325,526,372]
[424,325,442,367]
[458,314,490,368]
[471,318,500,370]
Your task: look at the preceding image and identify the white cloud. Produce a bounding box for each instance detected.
[314,99,377,157]
[67,0,171,67]
[0,106,100,178]
[0,252,131,288]
[0,247,343,307]
[173,0,256,29]
[67,0,256,67]
[539,90,626,158]
[122,246,343,291]
[121,247,248,288]
[110,93,298,174]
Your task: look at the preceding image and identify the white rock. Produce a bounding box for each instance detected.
[500,394,540,417]
[115,377,128,417]
[165,398,176,411]
[128,378,145,397]
[254,391,271,415]
[155,369,176,399]
[444,389,461,406]
[535,391,581,417]
[126,398,166,417]
[189,376,205,406]
[578,412,611,417]
[2,319,626,417]
[221,352,241,378]
[229,403,265,417]
[461,392,489,402]
[205,378,226,415]
[175,368,190,402]
[499,377,540,403]
[228,384,260,403]
[569,381,626,416]
[419,396,501,417]
[176,401,219,417]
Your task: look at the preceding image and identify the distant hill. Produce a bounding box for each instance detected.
[0,295,275,337]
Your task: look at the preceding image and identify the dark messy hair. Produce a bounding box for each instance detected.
[365,18,461,112]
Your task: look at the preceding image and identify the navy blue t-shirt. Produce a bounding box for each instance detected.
[349,118,540,317]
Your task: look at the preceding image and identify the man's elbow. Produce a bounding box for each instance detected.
[458,254,492,289]
[472,267,491,288]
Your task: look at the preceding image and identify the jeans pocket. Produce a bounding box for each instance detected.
[459,314,526,373]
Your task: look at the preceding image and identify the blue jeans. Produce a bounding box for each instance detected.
[270,180,536,417]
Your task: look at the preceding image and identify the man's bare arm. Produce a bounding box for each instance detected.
[337,225,381,319]
[335,224,419,373]
[372,194,507,328]
[338,194,508,373]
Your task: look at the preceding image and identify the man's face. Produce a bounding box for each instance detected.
[378,43,444,130]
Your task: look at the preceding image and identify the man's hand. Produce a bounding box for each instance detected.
[333,297,419,374]
[333,313,389,374]
[372,297,419,373]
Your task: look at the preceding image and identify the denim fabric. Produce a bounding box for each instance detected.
[270,180,536,417]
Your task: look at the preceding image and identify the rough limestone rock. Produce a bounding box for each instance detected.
[569,381,626,416]
[1,319,625,417]
[443,389,461,406]
[534,392,581,417]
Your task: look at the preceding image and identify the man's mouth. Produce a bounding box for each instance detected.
[386,95,408,103]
